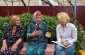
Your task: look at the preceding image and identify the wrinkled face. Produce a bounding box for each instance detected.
[15,17,20,26]
[36,16,42,24]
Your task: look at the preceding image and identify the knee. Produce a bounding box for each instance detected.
[37,50,44,55]
[56,45,63,51]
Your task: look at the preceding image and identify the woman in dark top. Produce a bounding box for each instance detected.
[0,15,24,55]
[26,11,51,55]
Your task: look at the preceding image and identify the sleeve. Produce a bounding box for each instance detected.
[2,26,9,40]
[19,25,24,40]
[27,23,32,37]
[56,25,61,43]
[68,25,77,44]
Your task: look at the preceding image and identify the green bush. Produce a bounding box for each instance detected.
[0,13,85,54]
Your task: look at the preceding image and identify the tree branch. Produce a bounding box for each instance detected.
[4,0,10,16]
[44,0,60,12]
[56,0,74,17]
[21,0,26,6]
[67,0,74,17]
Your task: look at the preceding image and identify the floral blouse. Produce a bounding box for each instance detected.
[2,24,24,50]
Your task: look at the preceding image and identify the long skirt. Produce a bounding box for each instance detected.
[26,43,47,55]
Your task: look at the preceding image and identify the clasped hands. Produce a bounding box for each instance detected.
[61,39,70,48]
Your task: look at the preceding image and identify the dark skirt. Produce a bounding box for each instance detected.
[0,45,23,55]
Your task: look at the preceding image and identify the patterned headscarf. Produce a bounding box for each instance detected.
[32,10,42,22]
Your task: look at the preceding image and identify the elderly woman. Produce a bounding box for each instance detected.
[26,11,51,55]
[0,15,24,55]
[55,12,77,55]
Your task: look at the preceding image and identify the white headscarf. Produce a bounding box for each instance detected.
[32,11,38,22]
[32,11,42,29]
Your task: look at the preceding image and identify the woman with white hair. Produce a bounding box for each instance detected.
[26,10,51,55]
[56,12,77,55]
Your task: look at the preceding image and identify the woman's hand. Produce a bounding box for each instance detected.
[61,39,70,47]
[0,45,7,52]
[31,30,42,36]
[64,41,70,47]
[45,32,51,38]
[11,44,17,51]
[61,39,65,45]
[11,38,22,51]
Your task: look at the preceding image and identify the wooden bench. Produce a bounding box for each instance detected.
[19,42,55,55]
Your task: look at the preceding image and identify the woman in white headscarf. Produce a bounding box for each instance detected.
[26,11,51,55]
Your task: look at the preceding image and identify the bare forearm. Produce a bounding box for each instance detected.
[28,33,35,38]
[14,38,22,46]
[2,39,7,45]
[27,32,36,38]
[27,30,42,38]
